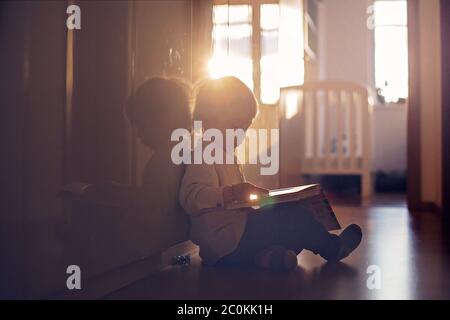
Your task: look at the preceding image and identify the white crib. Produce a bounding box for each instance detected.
[279,81,373,198]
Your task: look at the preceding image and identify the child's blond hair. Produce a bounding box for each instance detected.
[193,76,258,129]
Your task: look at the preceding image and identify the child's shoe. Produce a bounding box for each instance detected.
[328,224,363,262]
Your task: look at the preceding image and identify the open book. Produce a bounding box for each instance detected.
[227,184,341,231]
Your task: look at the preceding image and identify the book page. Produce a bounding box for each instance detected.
[268,184,318,197]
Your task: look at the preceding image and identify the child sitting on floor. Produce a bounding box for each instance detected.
[179,76,362,271]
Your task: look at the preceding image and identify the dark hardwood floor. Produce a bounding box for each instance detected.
[105,194,450,299]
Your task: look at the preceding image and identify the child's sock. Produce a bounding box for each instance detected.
[255,245,298,271]
[323,224,362,263]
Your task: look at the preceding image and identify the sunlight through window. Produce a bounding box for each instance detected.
[260,4,280,104]
[210,4,253,90]
[210,2,303,105]
[374,0,408,103]
[285,91,298,120]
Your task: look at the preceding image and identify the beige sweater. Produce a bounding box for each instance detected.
[179,162,248,264]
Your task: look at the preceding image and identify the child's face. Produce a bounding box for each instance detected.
[212,114,254,134]
[231,117,253,132]
[207,115,253,149]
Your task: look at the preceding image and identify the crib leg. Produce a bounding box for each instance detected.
[362,171,372,199]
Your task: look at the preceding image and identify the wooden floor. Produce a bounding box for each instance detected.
[105,195,450,300]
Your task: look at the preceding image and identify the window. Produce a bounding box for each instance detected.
[260,3,280,103]
[374,0,408,103]
[209,1,304,105]
[209,4,254,90]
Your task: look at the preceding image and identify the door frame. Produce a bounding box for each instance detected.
[406,0,422,211]
[408,0,449,217]
[441,0,450,222]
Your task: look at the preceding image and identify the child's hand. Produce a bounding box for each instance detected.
[223,182,269,204]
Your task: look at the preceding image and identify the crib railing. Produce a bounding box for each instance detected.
[280,81,373,198]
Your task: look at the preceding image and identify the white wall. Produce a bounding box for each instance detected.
[319,0,406,174]
[319,0,374,86]
[372,104,407,172]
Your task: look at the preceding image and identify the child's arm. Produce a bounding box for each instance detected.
[179,165,269,215]
[179,165,226,215]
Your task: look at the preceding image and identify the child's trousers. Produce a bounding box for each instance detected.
[216,201,340,266]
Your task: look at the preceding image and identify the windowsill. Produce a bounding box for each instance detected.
[259,102,278,108]
[373,102,407,110]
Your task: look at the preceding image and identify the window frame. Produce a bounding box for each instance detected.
[212,0,280,107]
